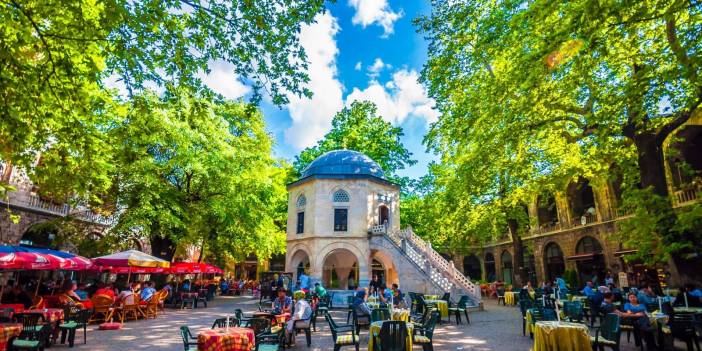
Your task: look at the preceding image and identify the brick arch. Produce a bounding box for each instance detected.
[287,243,312,271]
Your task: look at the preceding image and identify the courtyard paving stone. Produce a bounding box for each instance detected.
[62,295,679,350]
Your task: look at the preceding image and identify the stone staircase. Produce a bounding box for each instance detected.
[370,227,481,306]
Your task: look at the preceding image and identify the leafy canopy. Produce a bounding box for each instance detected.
[0,0,325,202]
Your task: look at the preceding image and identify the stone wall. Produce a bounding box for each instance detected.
[0,208,56,244]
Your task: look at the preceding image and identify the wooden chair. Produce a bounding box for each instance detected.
[156,289,169,313]
[116,294,141,323]
[89,294,115,324]
[141,296,159,319]
[29,296,43,310]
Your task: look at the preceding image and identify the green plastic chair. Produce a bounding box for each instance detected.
[413,311,439,351]
[591,313,621,351]
[179,326,198,351]
[563,301,585,323]
[447,295,471,325]
[325,312,359,351]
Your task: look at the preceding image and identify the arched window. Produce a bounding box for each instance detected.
[296,195,307,208]
[297,195,307,208]
[333,189,350,202]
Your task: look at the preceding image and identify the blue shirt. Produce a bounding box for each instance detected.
[582,285,594,296]
[624,303,646,314]
[690,289,702,297]
[637,292,654,305]
[75,290,88,300]
[556,278,567,290]
[273,296,292,313]
[141,287,156,301]
[299,274,310,290]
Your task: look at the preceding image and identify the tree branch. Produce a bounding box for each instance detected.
[666,15,698,88]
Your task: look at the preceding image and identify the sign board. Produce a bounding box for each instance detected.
[618,271,629,288]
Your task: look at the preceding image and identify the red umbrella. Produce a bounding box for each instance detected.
[203,264,223,274]
[169,262,205,274]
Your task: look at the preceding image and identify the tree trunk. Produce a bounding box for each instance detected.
[508,218,527,287]
[150,236,176,261]
[633,133,669,198]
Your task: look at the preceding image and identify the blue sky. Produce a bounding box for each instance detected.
[204,0,437,179]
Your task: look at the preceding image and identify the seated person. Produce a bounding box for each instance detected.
[95,282,117,300]
[3,284,33,308]
[380,286,393,305]
[636,285,656,305]
[272,288,292,314]
[523,281,534,292]
[60,280,88,306]
[582,281,595,297]
[352,289,371,320]
[181,280,191,292]
[117,283,139,305]
[75,283,89,300]
[391,284,403,307]
[600,292,617,314]
[286,291,313,346]
[619,292,656,348]
[313,283,327,298]
[688,284,702,298]
[140,281,157,302]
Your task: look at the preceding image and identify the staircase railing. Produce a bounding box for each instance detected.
[387,228,481,301]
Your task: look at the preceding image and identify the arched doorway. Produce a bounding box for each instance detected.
[537,193,559,230]
[322,248,359,290]
[574,236,605,285]
[523,250,537,285]
[544,242,565,281]
[379,205,389,226]
[501,250,513,285]
[371,251,399,287]
[463,255,482,281]
[484,253,496,282]
[567,177,596,225]
[21,222,61,249]
[289,249,310,282]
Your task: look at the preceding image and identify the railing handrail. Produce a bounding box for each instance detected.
[1,191,114,226]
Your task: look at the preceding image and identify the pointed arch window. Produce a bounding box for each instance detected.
[333,190,350,202]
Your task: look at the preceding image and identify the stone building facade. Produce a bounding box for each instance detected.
[285,150,401,289]
[452,117,702,288]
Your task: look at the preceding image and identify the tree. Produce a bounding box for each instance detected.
[293,101,417,186]
[417,0,702,272]
[0,0,325,201]
[108,90,286,262]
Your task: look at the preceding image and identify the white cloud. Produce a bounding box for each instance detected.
[367,57,391,78]
[348,0,403,37]
[346,69,439,125]
[198,61,251,100]
[284,13,344,149]
[354,61,362,71]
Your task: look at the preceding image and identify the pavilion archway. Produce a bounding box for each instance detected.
[462,254,482,281]
[321,248,360,290]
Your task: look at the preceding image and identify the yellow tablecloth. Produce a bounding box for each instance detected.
[392,309,410,322]
[368,321,413,351]
[368,296,379,303]
[532,321,592,351]
[505,292,517,305]
[424,295,439,301]
[425,300,448,318]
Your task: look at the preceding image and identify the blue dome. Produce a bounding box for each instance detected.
[301,150,384,179]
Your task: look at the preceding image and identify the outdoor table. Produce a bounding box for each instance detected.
[674,307,702,314]
[0,305,24,314]
[504,291,517,305]
[570,296,587,303]
[0,323,22,351]
[424,295,439,301]
[367,296,379,303]
[25,308,64,323]
[368,321,413,351]
[532,321,592,351]
[391,309,410,322]
[198,327,255,351]
[424,300,448,318]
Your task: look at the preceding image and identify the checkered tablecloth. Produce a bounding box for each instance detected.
[25,308,64,323]
[0,323,22,350]
[198,327,255,351]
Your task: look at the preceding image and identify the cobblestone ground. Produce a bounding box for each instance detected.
[62,296,679,350]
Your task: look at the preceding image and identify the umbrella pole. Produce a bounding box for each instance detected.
[35,271,42,296]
